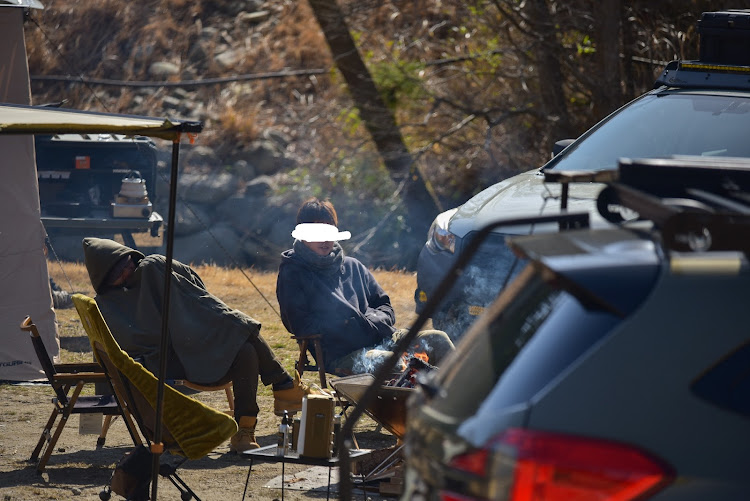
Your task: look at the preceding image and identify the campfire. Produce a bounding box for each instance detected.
[331,352,439,440]
[331,353,440,496]
[386,352,437,389]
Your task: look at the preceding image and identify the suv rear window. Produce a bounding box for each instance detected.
[430,265,628,444]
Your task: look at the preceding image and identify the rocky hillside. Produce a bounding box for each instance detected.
[25,0,423,268]
[24,1,731,268]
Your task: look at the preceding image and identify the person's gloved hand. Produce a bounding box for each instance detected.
[391,328,408,344]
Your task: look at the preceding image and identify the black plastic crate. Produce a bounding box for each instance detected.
[698,10,750,66]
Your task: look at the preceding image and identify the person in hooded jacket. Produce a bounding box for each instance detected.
[276,198,455,376]
[82,237,314,454]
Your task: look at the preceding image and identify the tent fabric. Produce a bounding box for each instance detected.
[0,7,59,381]
[0,7,203,381]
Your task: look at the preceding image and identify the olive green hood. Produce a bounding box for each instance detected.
[82,237,145,294]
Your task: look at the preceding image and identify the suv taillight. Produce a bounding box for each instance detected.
[442,428,673,501]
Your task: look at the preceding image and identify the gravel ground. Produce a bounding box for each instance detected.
[0,382,399,501]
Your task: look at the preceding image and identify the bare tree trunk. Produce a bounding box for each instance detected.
[307,0,440,248]
[621,4,637,99]
[525,0,574,140]
[592,0,624,119]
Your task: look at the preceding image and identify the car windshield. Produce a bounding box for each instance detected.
[549,91,750,172]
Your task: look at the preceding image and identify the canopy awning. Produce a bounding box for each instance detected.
[0,0,44,9]
[0,102,203,140]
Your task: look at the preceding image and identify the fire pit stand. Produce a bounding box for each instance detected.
[331,373,414,495]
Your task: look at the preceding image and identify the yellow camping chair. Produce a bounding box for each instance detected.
[72,294,237,500]
[71,294,235,414]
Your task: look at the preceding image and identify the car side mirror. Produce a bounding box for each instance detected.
[552,139,576,158]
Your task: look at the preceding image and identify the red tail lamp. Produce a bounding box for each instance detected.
[442,428,673,501]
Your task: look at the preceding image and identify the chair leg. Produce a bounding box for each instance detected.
[97,415,115,448]
[317,365,327,389]
[31,381,73,461]
[225,387,234,414]
[30,408,60,462]
[297,339,309,381]
[108,388,143,447]
[36,382,85,473]
[160,459,200,500]
[311,340,328,388]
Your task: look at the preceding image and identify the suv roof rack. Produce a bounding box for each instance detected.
[598,157,750,253]
[654,10,750,91]
[654,60,750,91]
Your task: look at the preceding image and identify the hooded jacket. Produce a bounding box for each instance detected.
[276,244,395,366]
[82,237,261,383]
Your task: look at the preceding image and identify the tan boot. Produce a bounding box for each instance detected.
[273,371,326,416]
[230,416,260,453]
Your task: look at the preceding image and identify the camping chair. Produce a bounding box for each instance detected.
[291,334,363,447]
[70,294,235,415]
[72,294,237,500]
[292,334,328,388]
[19,316,140,474]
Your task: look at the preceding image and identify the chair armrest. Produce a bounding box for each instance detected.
[170,380,232,392]
[290,334,322,340]
[52,372,109,383]
[53,362,103,374]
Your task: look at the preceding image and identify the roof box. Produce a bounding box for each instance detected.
[698,10,750,66]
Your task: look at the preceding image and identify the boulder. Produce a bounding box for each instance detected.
[178,172,238,204]
[172,223,245,267]
[173,201,212,236]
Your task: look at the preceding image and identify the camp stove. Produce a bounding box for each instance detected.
[111,171,153,218]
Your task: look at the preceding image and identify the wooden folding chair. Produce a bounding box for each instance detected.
[290,334,362,447]
[72,294,237,500]
[291,334,328,388]
[19,316,141,474]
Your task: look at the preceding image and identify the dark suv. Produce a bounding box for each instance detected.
[401,156,750,501]
[415,10,750,339]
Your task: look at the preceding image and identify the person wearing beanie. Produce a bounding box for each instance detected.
[276,198,455,375]
[81,237,315,454]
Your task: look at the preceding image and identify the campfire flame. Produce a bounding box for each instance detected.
[399,351,429,371]
[413,351,429,363]
[391,351,433,388]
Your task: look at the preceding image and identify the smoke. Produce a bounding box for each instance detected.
[350,337,437,374]
[437,242,524,342]
[351,340,391,374]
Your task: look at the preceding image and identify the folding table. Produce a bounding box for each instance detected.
[241,445,374,500]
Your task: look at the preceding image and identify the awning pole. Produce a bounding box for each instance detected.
[151,135,182,500]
